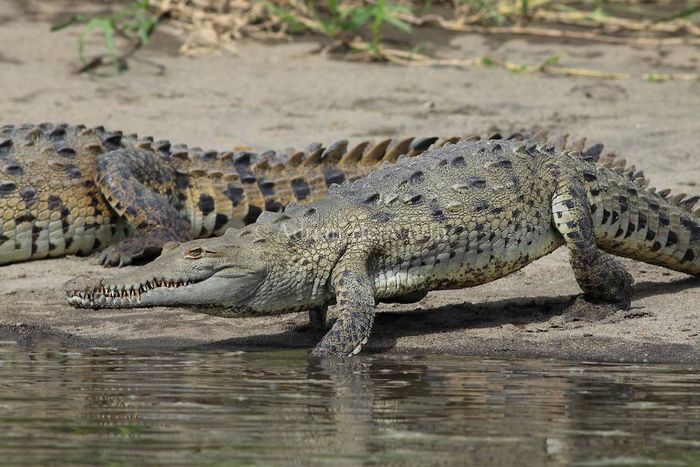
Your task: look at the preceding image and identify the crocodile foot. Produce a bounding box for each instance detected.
[96,228,187,267]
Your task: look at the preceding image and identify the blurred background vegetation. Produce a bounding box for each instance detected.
[53,0,700,76]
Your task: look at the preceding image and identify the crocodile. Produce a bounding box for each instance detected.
[66,132,700,357]
[0,122,458,266]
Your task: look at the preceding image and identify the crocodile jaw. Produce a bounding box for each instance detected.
[66,270,264,310]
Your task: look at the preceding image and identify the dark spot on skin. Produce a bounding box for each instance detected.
[4,162,23,176]
[323,168,346,187]
[291,178,311,201]
[175,173,191,190]
[666,231,678,247]
[0,181,16,195]
[590,188,601,197]
[325,231,339,241]
[618,197,628,213]
[93,238,101,250]
[582,169,597,182]
[691,226,700,242]
[494,158,512,168]
[372,211,393,222]
[625,223,636,238]
[566,220,578,229]
[214,213,229,231]
[659,213,670,226]
[475,223,483,231]
[651,241,662,252]
[125,205,140,219]
[582,143,604,161]
[16,214,35,223]
[455,226,464,235]
[409,171,424,184]
[56,146,76,157]
[155,140,171,153]
[646,229,656,241]
[65,164,81,179]
[615,228,625,238]
[564,200,575,209]
[244,205,262,223]
[65,237,73,249]
[19,186,36,200]
[468,176,486,189]
[62,218,70,233]
[474,200,489,211]
[611,211,619,224]
[409,137,438,151]
[237,167,256,184]
[681,217,695,230]
[430,203,446,221]
[397,228,409,241]
[682,249,695,262]
[451,156,466,167]
[265,200,283,212]
[363,193,380,206]
[638,212,647,230]
[224,184,245,207]
[648,200,660,211]
[407,194,422,205]
[602,209,610,224]
[590,204,598,214]
[257,178,275,197]
[49,126,66,140]
[100,131,123,149]
[197,193,216,216]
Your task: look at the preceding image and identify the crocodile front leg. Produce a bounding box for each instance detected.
[95,149,191,266]
[311,252,376,358]
[552,172,634,309]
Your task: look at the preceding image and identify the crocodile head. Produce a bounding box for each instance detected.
[65,229,275,314]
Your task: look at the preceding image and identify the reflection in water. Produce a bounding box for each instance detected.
[0,343,698,465]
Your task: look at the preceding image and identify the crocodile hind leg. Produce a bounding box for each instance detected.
[311,252,375,358]
[552,174,634,311]
[95,149,191,266]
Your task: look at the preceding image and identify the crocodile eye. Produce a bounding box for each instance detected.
[184,247,203,259]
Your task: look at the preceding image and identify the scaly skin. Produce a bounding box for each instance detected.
[66,133,700,357]
[0,122,458,266]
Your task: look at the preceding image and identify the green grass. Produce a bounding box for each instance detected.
[51,0,159,74]
[262,0,413,53]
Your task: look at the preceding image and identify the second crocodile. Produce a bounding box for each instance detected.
[0,123,454,266]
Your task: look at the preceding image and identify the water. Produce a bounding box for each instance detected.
[0,342,699,466]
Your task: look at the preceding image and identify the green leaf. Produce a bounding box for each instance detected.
[345,7,372,30]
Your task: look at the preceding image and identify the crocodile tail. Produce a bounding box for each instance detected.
[572,143,700,276]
